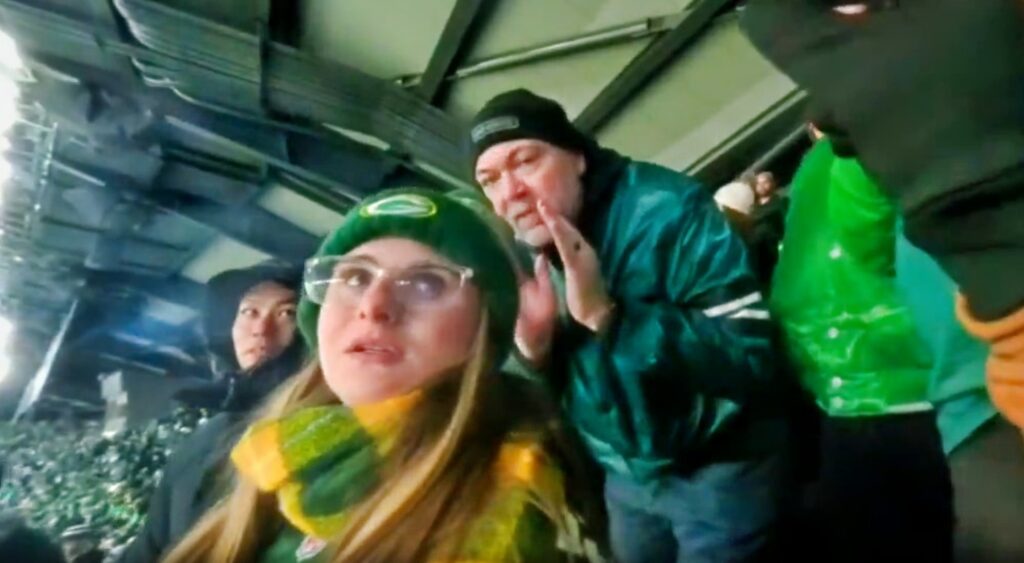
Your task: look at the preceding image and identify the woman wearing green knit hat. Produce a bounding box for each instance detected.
[160,187,593,563]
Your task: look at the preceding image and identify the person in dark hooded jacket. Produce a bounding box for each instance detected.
[117,260,305,563]
[173,260,306,413]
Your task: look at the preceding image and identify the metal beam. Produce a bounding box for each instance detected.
[573,0,734,135]
[162,114,377,206]
[397,15,678,86]
[48,155,318,263]
[744,124,812,178]
[62,297,198,354]
[34,393,105,414]
[686,89,807,188]
[5,0,467,179]
[14,299,79,421]
[86,270,206,310]
[87,339,204,378]
[148,191,319,263]
[11,8,434,197]
[417,0,494,104]
[39,216,189,253]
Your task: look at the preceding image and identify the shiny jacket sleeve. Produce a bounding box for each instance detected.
[828,153,898,275]
[576,176,776,403]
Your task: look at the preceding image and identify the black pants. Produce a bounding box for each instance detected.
[949,418,1024,562]
[805,412,954,563]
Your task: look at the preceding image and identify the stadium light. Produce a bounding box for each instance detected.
[0,159,12,186]
[0,77,18,133]
[0,31,22,71]
[0,316,12,382]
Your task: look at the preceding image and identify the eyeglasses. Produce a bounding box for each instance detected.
[303,256,475,308]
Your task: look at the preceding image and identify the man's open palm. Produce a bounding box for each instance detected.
[537,201,613,332]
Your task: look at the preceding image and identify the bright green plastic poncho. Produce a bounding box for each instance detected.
[771,140,932,416]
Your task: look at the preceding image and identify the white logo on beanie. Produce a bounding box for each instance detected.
[360,194,438,218]
[471,116,520,143]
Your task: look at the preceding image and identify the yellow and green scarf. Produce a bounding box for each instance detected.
[230,397,568,562]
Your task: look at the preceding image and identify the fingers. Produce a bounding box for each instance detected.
[537,201,582,265]
[534,253,549,282]
[520,253,554,305]
[533,253,557,303]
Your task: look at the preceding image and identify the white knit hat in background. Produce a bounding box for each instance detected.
[714,181,755,215]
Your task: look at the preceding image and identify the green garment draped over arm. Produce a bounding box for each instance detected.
[771,140,932,416]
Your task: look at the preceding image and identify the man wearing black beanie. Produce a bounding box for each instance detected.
[471,89,792,562]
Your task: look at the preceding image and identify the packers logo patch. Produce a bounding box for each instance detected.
[360,194,437,218]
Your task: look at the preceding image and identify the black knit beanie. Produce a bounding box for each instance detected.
[469,89,589,166]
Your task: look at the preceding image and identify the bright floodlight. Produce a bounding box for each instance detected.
[0,31,22,71]
[0,355,10,383]
[0,159,12,185]
[0,77,16,99]
[0,316,12,345]
[0,106,15,133]
[0,78,18,132]
[0,316,12,382]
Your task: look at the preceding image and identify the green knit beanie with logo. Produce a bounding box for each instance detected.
[297,187,522,363]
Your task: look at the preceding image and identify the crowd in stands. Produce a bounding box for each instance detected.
[0,409,208,561]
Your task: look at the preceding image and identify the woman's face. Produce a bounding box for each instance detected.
[316,238,482,406]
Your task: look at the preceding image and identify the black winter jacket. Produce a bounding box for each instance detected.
[0,512,66,563]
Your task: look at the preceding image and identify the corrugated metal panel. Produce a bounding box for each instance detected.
[256,184,345,237]
[180,235,271,282]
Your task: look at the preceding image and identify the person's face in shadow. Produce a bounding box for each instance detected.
[755,172,777,199]
[231,281,298,371]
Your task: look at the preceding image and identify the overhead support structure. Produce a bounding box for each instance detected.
[29,53,390,208]
[574,0,735,135]
[744,122,812,177]
[163,113,390,205]
[686,89,808,187]
[50,154,319,264]
[396,13,686,86]
[149,191,319,263]
[113,0,469,179]
[416,0,496,105]
[14,299,80,421]
[0,0,470,180]
[85,271,206,311]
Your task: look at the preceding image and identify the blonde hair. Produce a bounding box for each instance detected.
[162,312,568,562]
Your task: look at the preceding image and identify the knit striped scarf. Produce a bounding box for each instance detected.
[230,396,566,561]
